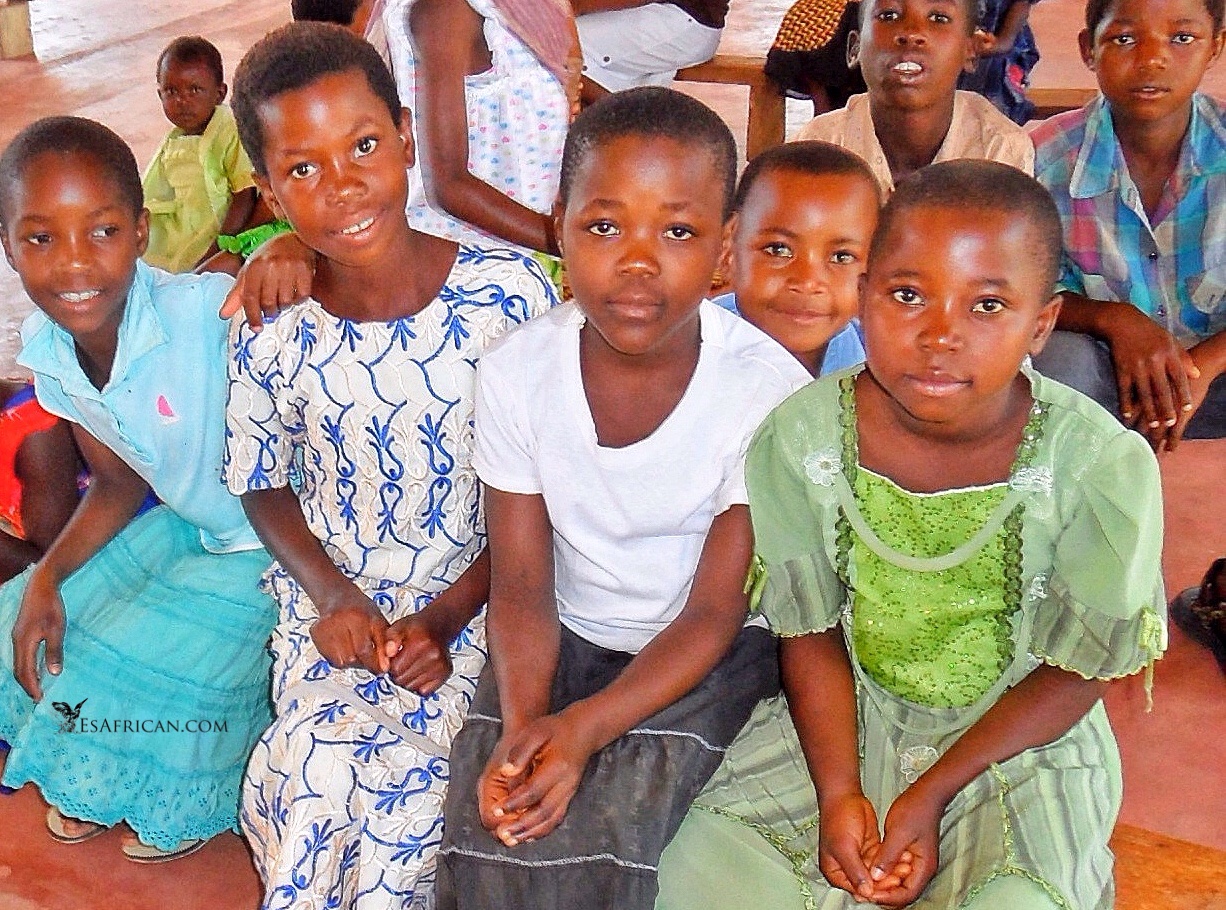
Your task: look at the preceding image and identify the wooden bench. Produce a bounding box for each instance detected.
[0,0,32,59]
[676,54,1098,158]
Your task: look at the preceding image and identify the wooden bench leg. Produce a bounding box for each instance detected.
[0,1,33,59]
[746,80,786,159]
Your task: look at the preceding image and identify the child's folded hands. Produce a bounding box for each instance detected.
[383,613,453,695]
[478,709,599,847]
[310,593,391,676]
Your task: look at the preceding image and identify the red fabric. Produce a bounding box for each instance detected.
[0,386,58,540]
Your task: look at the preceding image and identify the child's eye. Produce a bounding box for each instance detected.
[971,298,1006,314]
[91,225,119,240]
[664,225,695,241]
[929,11,951,23]
[25,232,51,246]
[831,250,859,265]
[1172,32,1196,44]
[763,241,793,258]
[876,8,901,20]
[290,162,317,179]
[355,136,378,157]
[891,287,922,305]
[587,220,619,237]
[1110,33,1136,46]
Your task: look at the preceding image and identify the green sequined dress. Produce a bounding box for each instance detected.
[656,364,1166,910]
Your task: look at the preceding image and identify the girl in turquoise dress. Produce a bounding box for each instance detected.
[655,161,1166,909]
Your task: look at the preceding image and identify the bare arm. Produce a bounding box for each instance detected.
[487,504,753,843]
[977,0,1031,54]
[195,187,260,268]
[869,665,1107,906]
[408,0,557,253]
[12,427,150,699]
[1054,291,1195,448]
[241,485,389,674]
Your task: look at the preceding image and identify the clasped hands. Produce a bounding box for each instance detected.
[818,786,943,907]
[310,595,452,695]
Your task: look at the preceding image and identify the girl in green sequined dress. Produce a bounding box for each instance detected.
[655,161,1166,910]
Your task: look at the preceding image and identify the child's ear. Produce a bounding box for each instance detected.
[135,208,150,258]
[218,81,229,104]
[1078,29,1096,70]
[963,32,979,73]
[551,199,565,258]
[254,174,287,223]
[1029,293,1063,356]
[399,108,415,169]
[718,214,737,282]
[1211,28,1226,66]
[0,227,13,270]
[847,30,861,70]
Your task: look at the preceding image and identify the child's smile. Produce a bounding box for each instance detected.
[1,150,147,363]
[560,134,726,360]
[254,69,413,271]
[729,168,878,374]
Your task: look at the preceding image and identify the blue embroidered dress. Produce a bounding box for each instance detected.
[225,246,557,910]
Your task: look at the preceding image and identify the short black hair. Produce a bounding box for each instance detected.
[1085,0,1223,33]
[291,0,363,25]
[232,21,400,176]
[732,140,881,213]
[157,35,225,85]
[560,86,738,218]
[870,159,1064,294]
[859,0,980,36]
[0,116,143,226]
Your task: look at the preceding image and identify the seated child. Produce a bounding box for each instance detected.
[574,0,726,100]
[383,0,576,253]
[292,0,390,62]
[958,0,1041,125]
[434,86,813,910]
[1030,0,1226,451]
[718,140,881,376]
[224,23,558,907]
[0,379,81,583]
[142,36,260,272]
[798,0,1034,192]
[656,160,1166,910]
[0,117,276,862]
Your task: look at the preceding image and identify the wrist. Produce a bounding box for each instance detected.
[557,700,605,755]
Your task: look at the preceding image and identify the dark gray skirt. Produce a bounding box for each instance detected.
[437,624,779,910]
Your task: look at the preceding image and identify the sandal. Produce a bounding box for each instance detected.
[1170,557,1226,673]
[121,837,207,864]
[46,806,109,844]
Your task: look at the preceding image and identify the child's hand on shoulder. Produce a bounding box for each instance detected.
[11,566,67,701]
[310,591,391,676]
[478,709,599,846]
[218,232,316,331]
[384,613,453,695]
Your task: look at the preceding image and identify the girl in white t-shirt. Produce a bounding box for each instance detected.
[435,87,811,910]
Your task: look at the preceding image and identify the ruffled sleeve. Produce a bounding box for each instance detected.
[1027,416,1166,683]
[745,376,849,637]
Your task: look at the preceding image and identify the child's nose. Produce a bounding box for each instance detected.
[617,234,661,276]
[917,307,961,349]
[1137,35,1171,69]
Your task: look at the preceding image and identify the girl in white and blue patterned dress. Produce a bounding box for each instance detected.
[223,24,558,910]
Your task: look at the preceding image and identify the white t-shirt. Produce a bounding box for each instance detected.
[473,301,812,652]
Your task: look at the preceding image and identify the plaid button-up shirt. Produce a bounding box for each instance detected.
[1031,93,1226,346]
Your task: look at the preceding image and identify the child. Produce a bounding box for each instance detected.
[719,141,880,377]
[142,36,260,272]
[657,160,1166,910]
[383,0,576,253]
[798,0,1034,192]
[292,0,389,62]
[958,0,1042,124]
[574,0,726,100]
[434,86,812,910]
[1030,0,1226,451]
[0,379,82,583]
[0,117,276,862]
[224,23,558,907]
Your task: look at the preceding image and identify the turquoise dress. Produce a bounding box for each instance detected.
[0,263,276,850]
[658,364,1166,910]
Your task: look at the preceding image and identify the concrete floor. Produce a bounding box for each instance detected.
[0,1,1223,907]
